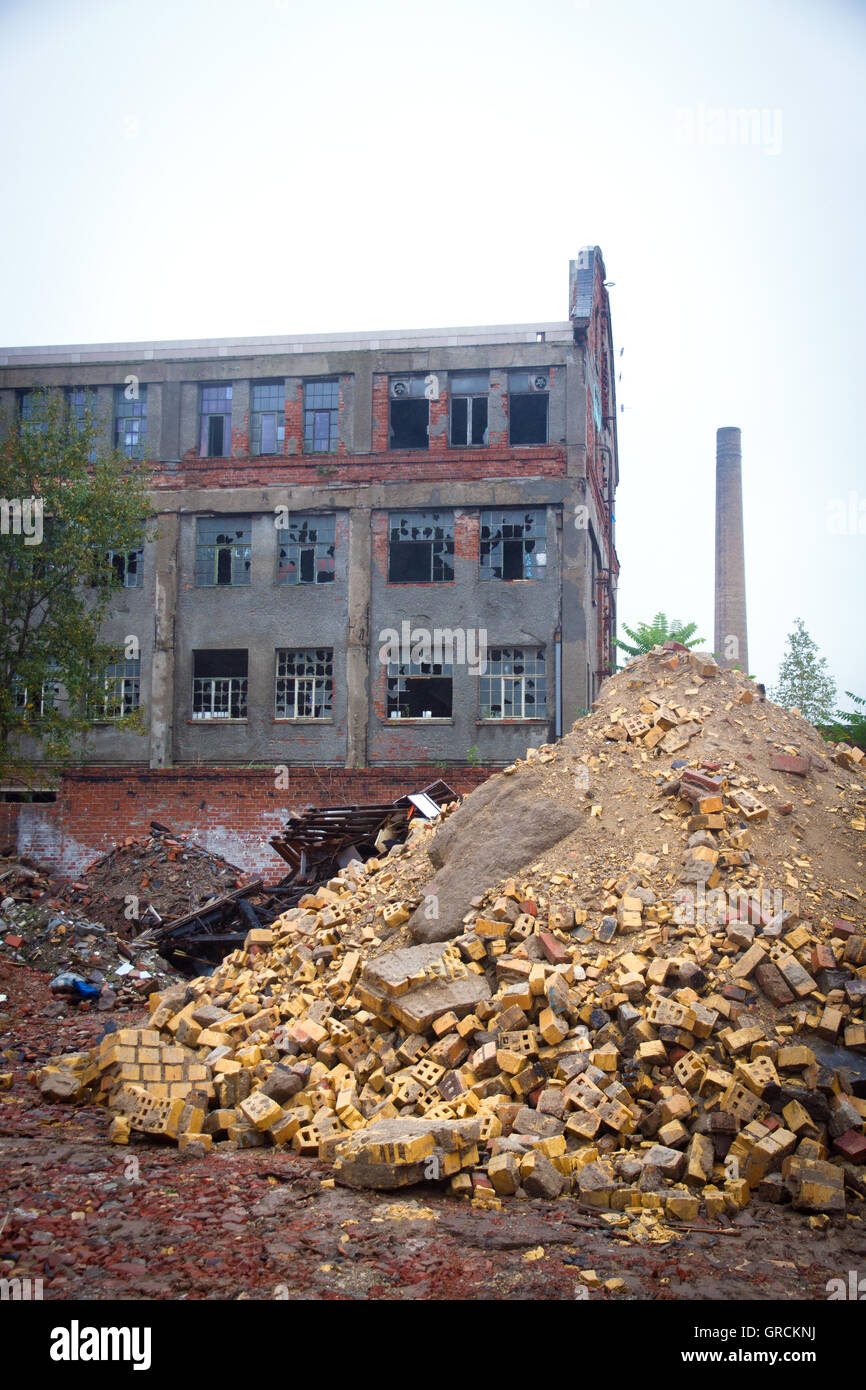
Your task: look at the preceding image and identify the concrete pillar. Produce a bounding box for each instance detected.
[149,509,179,768]
[714,426,749,673]
[346,507,371,767]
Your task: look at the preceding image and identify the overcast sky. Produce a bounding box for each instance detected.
[1,0,864,702]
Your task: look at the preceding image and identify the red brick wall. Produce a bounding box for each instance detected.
[6,765,494,881]
[152,446,565,491]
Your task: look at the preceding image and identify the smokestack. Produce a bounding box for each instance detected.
[714,427,749,673]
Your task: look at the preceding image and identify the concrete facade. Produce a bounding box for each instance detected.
[0,249,620,777]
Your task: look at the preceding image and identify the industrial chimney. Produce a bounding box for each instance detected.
[714,426,749,673]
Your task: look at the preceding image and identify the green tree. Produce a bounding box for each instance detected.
[616,611,705,658]
[0,388,155,780]
[770,618,837,726]
[819,691,866,749]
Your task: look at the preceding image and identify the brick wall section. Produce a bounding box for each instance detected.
[0,801,19,851]
[5,765,495,881]
[150,448,566,490]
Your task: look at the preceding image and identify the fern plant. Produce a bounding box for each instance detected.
[616,612,705,658]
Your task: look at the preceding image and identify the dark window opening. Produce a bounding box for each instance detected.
[110,548,143,588]
[509,394,548,445]
[1,789,57,803]
[480,509,546,581]
[450,394,488,447]
[388,511,454,583]
[208,415,225,457]
[192,649,248,719]
[200,385,232,458]
[390,398,429,450]
[387,663,453,718]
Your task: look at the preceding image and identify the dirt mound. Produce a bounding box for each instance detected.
[408,646,865,944]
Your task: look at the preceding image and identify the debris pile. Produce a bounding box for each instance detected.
[2,901,179,1006]
[60,823,250,937]
[131,786,453,974]
[36,648,866,1229]
[0,854,53,910]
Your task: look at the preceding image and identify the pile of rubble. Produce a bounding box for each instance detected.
[2,901,179,1007]
[0,854,52,909]
[60,823,250,937]
[36,648,866,1230]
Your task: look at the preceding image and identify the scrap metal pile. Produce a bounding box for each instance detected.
[35,650,866,1234]
[132,785,454,975]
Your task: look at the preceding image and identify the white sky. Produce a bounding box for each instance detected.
[1,0,864,702]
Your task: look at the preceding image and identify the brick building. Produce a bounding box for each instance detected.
[0,248,620,874]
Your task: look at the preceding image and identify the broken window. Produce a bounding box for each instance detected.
[192,649,248,719]
[480,648,546,719]
[275,648,333,719]
[508,371,549,445]
[66,388,98,461]
[200,384,232,458]
[114,383,147,459]
[13,672,60,722]
[449,373,488,447]
[250,381,285,456]
[303,380,339,453]
[479,508,546,581]
[195,517,251,586]
[277,513,335,585]
[389,377,429,450]
[99,546,143,588]
[387,659,453,719]
[388,511,454,583]
[94,659,141,720]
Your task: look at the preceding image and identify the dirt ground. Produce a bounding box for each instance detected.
[2,963,863,1303]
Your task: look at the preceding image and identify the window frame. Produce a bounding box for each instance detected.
[388,376,430,451]
[387,510,454,584]
[114,383,147,460]
[508,371,550,446]
[479,646,547,721]
[303,379,339,454]
[93,659,141,722]
[274,647,334,720]
[479,508,547,582]
[276,513,336,586]
[250,380,286,456]
[386,658,454,720]
[449,373,489,447]
[199,384,233,459]
[192,650,249,721]
[195,516,252,587]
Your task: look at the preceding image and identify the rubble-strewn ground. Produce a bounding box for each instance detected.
[4,647,866,1300]
[0,966,862,1301]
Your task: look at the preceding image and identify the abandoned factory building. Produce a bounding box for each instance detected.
[0,248,620,874]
